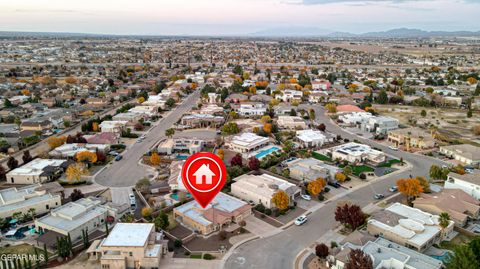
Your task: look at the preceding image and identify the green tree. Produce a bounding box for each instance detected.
[154,211,170,231]
[439,212,450,229]
[166,98,176,108]
[165,128,175,138]
[467,110,473,118]
[221,122,240,135]
[377,90,388,104]
[445,244,480,269]
[421,110,427,117]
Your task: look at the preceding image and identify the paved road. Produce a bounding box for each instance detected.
[94,90,200,188]
[224,105,448,269]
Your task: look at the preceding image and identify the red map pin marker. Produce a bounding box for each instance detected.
[181,152,227,208]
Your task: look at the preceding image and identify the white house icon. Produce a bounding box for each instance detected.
[193,164,216,185]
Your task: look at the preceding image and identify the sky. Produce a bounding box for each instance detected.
[0,0,479,35]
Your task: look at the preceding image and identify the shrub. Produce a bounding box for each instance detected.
[174,239,182,248]
[272,208,280,217]
[359,173,367,180]
[203,253,215,260]
[318,193,325,201]
[255,204,266,213]
[265,208,272,216]
[324,187,330,193]
[331,241,338,249]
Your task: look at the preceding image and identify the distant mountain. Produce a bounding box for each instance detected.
[249,27,334,37]
[250,27,480,38]
[359,28,480,38]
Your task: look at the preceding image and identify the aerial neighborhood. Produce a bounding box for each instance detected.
[0,33,479,269]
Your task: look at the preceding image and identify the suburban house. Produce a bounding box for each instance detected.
[112,112,144,124]
[276,116,307,130]
[35,197,128,242]
[311,80,331,90]
[362,116,399,135]
[231,173,300,209]
[273,104,298,115]
[286,158,338,182]
[99,121,128,134]
[439,144,480,167]
[323,142,386,164]
[180,114,225,128]
[412,189,480,227]
[6,158,68,184]
[335,105,364,114]
[0,183,63,219]
[225,132,270,154]
[329,237,442,269]
[167,161,186,191]
[387,127,436,150]
[338,112,373,126]
[444,171,480,200]
[173,192,252,235]
[157,138,204,155]
[275,90,303,102]
[20,120,53,132]
[84,132,120,145]
[142,95,166,109]
[308,91,328,103]
[49,143,110,159]
[128,105,158,118]
[296,129,331,148]
[87,223,168,269]
[367,203,454,252]
[236,103,267,117]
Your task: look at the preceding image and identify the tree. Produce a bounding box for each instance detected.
[335,172,347,182]
[230,153,243,167]
[396,178,424,202]
[335,203,365,230]
[137,96,145,103]
[439,212,451,229]
[7,157,18,170]
[221,122,240,135]
[325,103,337,113]
[421,110,427,117]
[136,178,151,193]
[343,166,353,176]
[429,165,450,180]
[217,149,225,160]
[165,128,175,138]
[415,176,430,193]
[445,244,480,269]
[260,115,271,124]
[141,207,153,218]
[263,123,273,134]
[22,150,33,164]
[150,152,161,166]
[467,110,473,118]
[96,151,107,163]
[377,90,388,104]
[307,178,326,196]
[65,163,88,183]
[166,98,176,108]
[271,190,290,210]
[0,165,6,181]
[154,211,170,231]
[315,243,329,259]
[70,189,84,202]
[318,123,326,132]
[92,122,99,132]
[345,249,373,269]
[76,151,97,164]
[248,157,260,170]
[47,136,66,149]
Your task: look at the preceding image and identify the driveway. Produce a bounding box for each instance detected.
[244,215,281,237]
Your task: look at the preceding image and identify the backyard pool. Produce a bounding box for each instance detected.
[176,154,189,160]
[171,193,192,201]
[431,252,450,262]
[255,146,281,159]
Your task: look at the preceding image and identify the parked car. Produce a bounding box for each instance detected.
[374,193,385,199]
[109,151,119,156]
[300,194,311,201]
[294,215,308,226]
[115,155,123,161]
[388,146,398,151]
[389,186,398,192]
[328,181,341,188]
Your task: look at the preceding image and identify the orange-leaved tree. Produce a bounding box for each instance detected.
[65,163,89,183]
[150,152,161,166]
[47,136,67,150]
[397,178,424,202]
[76,151,98,164]
[272,190,290,210]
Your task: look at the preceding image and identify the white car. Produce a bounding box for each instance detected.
[388,146,398,151]
[294,215,308,226]
[301,194,312,201]
[389,186,398,192]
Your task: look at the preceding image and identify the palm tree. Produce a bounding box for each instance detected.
[12,212,22,222]
[28,208,36,221]
[439,212,451,229]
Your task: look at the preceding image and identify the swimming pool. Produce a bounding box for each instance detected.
[431,252,451,262]
[176,154,189,160]
[255,146,281,159]
[171,193,192,201]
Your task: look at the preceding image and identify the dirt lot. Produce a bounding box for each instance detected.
[374,104,480,145]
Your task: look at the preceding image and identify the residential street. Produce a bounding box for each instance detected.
[94,90,200,188]
[223,107,449,269]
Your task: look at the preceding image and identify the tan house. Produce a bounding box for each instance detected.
[413,189,480,227]
[173,192,252,235]
[87,223,168,269]
[387,127,436,150]
[367,203,454,252]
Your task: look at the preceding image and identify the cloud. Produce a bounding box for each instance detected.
[295,0,430,4]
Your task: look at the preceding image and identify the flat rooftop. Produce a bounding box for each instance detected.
[102,223,153,247]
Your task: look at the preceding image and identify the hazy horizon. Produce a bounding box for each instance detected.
[1,0,479,36]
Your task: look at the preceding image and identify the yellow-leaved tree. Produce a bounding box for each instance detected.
[150,152,161,166]
[271,190,290,210]
[76,151,98,164]
[66,163,89,183]
[47,136,67,150]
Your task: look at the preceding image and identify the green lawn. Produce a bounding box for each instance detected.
[378,159,401,168]
[312,152,332,162]
[351,165,375,176]
[190,254,202,259]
